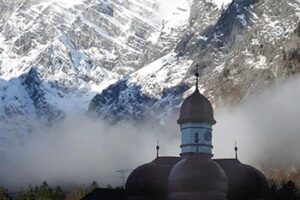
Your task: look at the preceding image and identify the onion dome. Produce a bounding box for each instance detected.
[177,73,216,125]
[214,159,269,200]
[168,155,228,200]
[126,157,181,200]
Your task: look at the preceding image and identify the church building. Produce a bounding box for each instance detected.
[125,73,269,200]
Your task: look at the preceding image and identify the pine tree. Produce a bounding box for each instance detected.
[65,188,86,200]
[37,181,52,200]
[16,185,36,200]
[52,186,65,200]
[27,185,35,200]
[0,187,11,200]
[106,184,113,189]
[269,180,279,200]
[90,181,98,190]
[87,181,98,193]
[278,180,299,200]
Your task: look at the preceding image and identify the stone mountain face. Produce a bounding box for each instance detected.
[0,0,191,136]
[0,0,299,136]
[88,0,300,123]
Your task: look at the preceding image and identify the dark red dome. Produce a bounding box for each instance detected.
[126,157,181,200]
[168,155,227,200]
[215,159,269,200]
[177,88,216,125]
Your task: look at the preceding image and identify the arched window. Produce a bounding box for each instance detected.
[194,132,199,144]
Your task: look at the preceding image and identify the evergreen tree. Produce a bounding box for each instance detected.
[15,192,26,200]
[53,186,65,200]
[278,180,299,200]
[16,185,36,200]
[86,181,98,193]
[65,188,86,200]
[27,185,35,200]
[0,187,11,200]
[35,181,53,200]
[269,181,279,200]
[90,181,98,190]
[106,184,113,189]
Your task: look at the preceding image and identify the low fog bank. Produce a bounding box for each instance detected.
[1,76,300,190]
[0,117,180,190]
[214,76,300,168]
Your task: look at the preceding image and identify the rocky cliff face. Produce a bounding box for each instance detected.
[0,0,191,135]
[0,0,299,135]
[89,0,300,122]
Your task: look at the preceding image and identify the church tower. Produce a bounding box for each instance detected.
[126,72,269,200]
[177,73,216,157]
[168,73,227,200]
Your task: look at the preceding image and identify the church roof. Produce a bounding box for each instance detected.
[81,188,125,200]
[125,157,269,200]
[125,157,181,199]
[168,154,227,195]
[177,74,216,125]
[215,159,269,200]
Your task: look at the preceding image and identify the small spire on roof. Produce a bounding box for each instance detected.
[234,141,238,160]
[156,140,160,158]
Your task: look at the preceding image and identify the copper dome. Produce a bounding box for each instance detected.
[177,88,216,125]
[215,159,269,200]
[126,157,181,200]
[168,155,227,200]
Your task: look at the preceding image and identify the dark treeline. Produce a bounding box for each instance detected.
[268,180,300,200]
[0,180,299,200]
[0,181,116,200]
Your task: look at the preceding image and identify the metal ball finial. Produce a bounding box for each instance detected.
[234,141,238,160]
[195,68,200,90]
[156,140,160,158]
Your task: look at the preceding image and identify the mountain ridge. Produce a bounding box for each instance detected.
[88,0,300,122]
[0,0,299,136]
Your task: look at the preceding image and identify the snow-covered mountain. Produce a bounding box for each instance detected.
[0,0,191,135]
[0,0,299,135]
[88,0,300,122]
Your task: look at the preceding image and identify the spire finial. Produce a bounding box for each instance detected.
[156,140,160,158]
[195,64,200,90]
[234,141,238,160]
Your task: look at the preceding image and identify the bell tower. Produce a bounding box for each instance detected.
[177,73,216,157]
